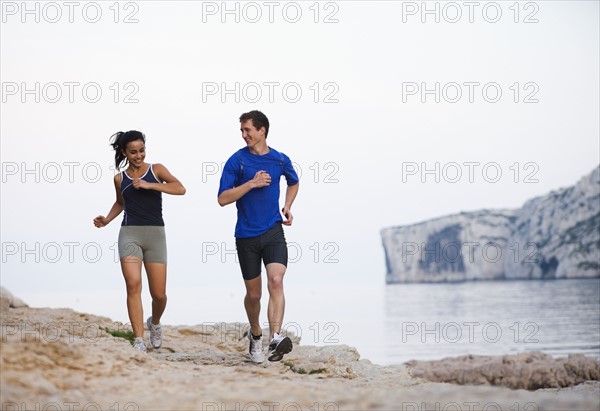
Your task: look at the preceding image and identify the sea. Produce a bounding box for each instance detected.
[382,278,600,364]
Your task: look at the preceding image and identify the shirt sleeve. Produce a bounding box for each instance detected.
[218,154,240,197]
[282,154,299,186]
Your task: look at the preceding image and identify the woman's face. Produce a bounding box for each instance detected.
[123,139,146,167]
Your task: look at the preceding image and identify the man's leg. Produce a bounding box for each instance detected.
[237,235,263,337]
[243,275,262,337]
[237,236,266,363]
[265,262,286,339]
[265,261,292,361]
[243,274,265,363]
[261,223,292,361]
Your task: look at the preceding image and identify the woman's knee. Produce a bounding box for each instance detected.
[151,291,167,303]
[125,279,142,295]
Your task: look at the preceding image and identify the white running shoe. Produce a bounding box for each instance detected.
[132,337,146,352]
[146,317,162,349]
[268,332,292,362]
[247,330,265,363]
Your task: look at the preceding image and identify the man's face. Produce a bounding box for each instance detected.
[240,119,265,148]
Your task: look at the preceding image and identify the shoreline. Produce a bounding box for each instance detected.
[10,279,600,367]
[1,289,599,411]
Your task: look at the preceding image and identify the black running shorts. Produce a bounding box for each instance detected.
[235,222,288,280]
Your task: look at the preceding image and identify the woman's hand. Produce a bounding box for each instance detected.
[132,178,152,189]
[93,215,109,228]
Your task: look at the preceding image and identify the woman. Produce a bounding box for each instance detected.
[93,130,186,351]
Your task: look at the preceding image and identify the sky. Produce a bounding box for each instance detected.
[1,1,599,360]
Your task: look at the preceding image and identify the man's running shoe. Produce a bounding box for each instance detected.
[146,316,163,349]
[132,337,147,352]
[247,330,265,363]
[268,332,292,362]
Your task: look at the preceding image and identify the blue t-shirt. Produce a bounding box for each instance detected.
[218,147,299,238]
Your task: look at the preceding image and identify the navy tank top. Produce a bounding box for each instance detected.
[120,164,164,226]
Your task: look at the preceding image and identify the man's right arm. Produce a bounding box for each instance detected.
[218,170,271,207]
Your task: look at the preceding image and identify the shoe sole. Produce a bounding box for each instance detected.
[268,336,293,362]
[249,355,265,363]
[146,318,162,349]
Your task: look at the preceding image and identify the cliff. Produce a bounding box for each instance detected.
[382,167,600,283]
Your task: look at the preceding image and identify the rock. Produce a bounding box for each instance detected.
[382,167,600,282]
[161,349,228,364]
[283,345,363,378]
[538,380,600,395]
[1,303,599,410]
[1,293,10,313]
[0,287,28,308]
[405,351,600,390]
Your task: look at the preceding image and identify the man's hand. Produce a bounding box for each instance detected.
[282,207,293,226]
[249,170,271,188]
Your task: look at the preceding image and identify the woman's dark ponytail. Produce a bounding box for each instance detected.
[109,130,145,169]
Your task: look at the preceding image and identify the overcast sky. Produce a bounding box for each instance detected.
[1,1,599,332]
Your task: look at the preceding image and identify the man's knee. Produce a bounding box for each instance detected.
[245,284,262,302]
[268,275,284,292]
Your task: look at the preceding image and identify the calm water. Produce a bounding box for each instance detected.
[384,278,600,364]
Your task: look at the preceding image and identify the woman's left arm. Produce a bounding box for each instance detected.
[132,163,186,195]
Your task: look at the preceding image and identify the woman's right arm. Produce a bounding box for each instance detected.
[93,174,124,228]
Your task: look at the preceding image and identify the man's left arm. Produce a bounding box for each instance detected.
[282,182,299,226]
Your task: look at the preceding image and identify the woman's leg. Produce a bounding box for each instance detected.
[145,262,167,323]
[121,257,144,338]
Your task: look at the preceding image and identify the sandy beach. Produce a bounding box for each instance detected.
[1,289,598,411]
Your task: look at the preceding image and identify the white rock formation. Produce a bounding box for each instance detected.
[382,167,600,283]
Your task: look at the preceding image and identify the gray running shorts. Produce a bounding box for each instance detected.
[118,226,167,264]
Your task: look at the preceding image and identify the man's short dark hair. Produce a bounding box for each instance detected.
[239,110,270,138]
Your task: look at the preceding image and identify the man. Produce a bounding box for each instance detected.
[218,110,300,363]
